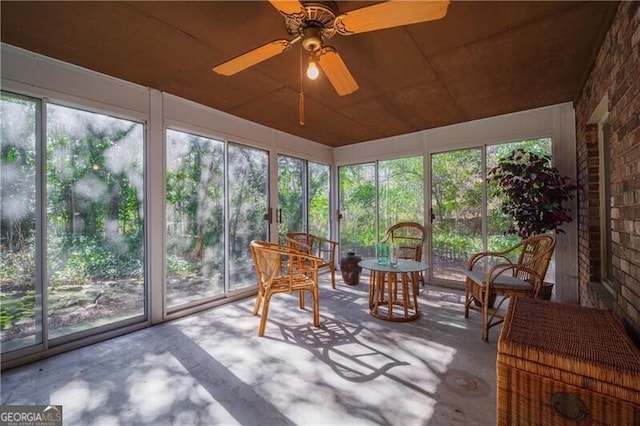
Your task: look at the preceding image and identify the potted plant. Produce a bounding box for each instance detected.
[488,148,578,238]
[488,148,578,299]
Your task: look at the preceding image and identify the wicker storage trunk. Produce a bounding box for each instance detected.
[497,297,640,425]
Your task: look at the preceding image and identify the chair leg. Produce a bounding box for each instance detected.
[411,271,419,311]
[373,272,384,315]
[388,272,396,318]
[253,289,264,316]
[298,290,305,309]
[402,273,409,317]
[330,267,336,289]
[311,287,320,327]
[368,271,375,309]
[464,279,472,318]
[258,293,272,336]
[481,289,489,341]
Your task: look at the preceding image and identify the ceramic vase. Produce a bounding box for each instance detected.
[340,252,362,285]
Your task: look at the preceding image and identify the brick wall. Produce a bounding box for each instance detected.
[575,1,640,344]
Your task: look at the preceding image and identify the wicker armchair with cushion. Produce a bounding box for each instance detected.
[250,240,322,336]
[464,234,556,341]
[285,232,338,289]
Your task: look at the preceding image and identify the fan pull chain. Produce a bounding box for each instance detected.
[299,46,305,126]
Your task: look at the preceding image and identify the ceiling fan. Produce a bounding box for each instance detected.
[212,0,451,97]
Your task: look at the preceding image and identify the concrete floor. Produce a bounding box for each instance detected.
[1,276,500,425]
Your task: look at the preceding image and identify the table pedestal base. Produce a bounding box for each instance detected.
[368,270,420,321]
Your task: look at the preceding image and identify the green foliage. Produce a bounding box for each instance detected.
[378,157,424,235]
[488,148,578,238]
[277,155,304,240]
[0,290,35,331]
[49,234,143,285]
[167,254,198,276]
[308,162,330,238]
[339,156,425,254]
[488,234,521,254]
[227,144,269,248]
[432,231,482,260]
[0,240,35,282]
[431,149,482,225]
[339,164,377,251]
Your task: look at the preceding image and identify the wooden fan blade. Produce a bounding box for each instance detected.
[213,40,292,76]
[268,0,305,17]
[318,48,358,96]
[335,0,450,35]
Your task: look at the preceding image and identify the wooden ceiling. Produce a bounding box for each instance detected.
[0,1,618,147]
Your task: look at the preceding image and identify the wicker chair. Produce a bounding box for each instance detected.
[464,234,556,341]
[381,222,427,284]
[250,240,322,336]
[285,232,339,289]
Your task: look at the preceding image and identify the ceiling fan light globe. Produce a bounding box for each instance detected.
[307,61,320,80]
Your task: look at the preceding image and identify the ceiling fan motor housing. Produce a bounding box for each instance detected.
[301,25,323,52]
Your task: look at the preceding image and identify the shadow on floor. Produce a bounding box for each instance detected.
[1,279,498,425]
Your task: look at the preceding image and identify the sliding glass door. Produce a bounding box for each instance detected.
[277,155,304,243]
[166,130,225,308]
[338,163,376,258]
[378,156,425,239]
[307,162,330,239]
[228,143,269,292]
[338,156,424,259]
[1,93,40,352]
[278,155,331,243]
[1,92,146,353]
[429,138,552,283]
[430,149,482,281]
[46,104,146,339]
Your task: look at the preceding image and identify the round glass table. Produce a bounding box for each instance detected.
[358,258,428,321]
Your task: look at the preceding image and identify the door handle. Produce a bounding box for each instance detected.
[263,208,272,223]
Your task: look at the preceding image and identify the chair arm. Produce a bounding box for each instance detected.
[259,241,320,263]
[285,237,313,255]
[282,246,324,273]
[314,235,338,261]
[468,252,513,270]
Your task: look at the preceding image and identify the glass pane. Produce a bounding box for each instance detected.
[308,162,330,239]
[1,93,40,352]
[378,156,424,238]
[431,149,482,281]
[46,104,145,339]
[487,138,553,279]
[486,139,551,252]
[228,143,268,292]
[277,155,304,244]
[338,163,376,259]
[166,129,224,308]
